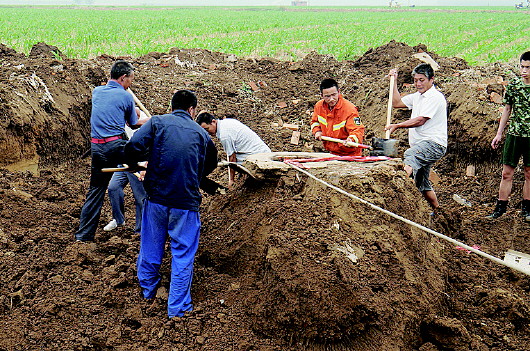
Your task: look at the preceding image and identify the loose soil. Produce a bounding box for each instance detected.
[0,40,528,351]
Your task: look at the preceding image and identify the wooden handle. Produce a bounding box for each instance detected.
[321,136,371,149]
[127,88,152,118]
[385,75,395,139]
[101,165,129,173]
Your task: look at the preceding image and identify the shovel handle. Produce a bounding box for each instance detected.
[385,75,395,139]
[321,136,372,149]
[127,88,152,118]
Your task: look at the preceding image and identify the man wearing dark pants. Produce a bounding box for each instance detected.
[488,51,530,220]
[74,60,148,242]
[124,90,217,318]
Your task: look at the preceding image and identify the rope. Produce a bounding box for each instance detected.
[285,161,530,276]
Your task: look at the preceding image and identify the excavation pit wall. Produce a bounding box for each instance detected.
[1,41,529,350]
[200,159,449,348]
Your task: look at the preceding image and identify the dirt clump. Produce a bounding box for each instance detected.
[0,41,529,351]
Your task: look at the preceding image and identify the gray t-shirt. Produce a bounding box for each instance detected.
[216,118,271,163]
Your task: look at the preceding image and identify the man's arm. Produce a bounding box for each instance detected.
[310,107,323,140]
[130,108,150,129]
[491,104,512,149]
[124,118,153,165]
[203,139,218,177]
[227,153,236,187]
[345,109,365,144]
[385,116,429,135]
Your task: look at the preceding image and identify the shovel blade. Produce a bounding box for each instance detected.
[370,138,399,158]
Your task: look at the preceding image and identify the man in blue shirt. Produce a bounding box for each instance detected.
[75,60,149,242]
[124,90,217,318]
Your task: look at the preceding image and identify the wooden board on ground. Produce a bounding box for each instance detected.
[290,131,301,145]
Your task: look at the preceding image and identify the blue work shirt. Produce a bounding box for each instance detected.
[90,80,138,139]
[124,109,217,211]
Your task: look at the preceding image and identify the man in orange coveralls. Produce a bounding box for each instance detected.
[311,78,365,156]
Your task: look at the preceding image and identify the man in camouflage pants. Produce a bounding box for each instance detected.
[488,51,530,220]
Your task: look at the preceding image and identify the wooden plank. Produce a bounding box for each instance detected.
[290,131,301,145]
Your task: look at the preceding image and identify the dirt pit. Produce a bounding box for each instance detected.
[0,41,529,351]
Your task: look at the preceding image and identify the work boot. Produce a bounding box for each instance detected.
[486,200,508,219]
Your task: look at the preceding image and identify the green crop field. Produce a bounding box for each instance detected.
[0,6,528,65]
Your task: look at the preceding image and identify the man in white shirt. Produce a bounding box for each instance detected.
[197,112,271,186]
[385,63,447,211]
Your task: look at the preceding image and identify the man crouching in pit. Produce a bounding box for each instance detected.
[385,64,448,213]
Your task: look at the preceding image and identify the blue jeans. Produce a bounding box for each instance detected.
[75,139,126,241]
[137,200,201,318]
[108,171,147,232]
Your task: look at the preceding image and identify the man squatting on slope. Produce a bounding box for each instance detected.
[385,63,448,211]
[75,60,149,242]
[487,51,530,220]
[197,112,271,187]
[311,78,365,156]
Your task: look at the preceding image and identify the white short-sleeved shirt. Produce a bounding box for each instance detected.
[216,118,271,164]
[401,85,447,148]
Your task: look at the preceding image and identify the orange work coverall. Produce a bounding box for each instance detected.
[310,95,365,156]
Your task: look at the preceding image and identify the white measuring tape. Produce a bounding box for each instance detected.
[285,162,530,276]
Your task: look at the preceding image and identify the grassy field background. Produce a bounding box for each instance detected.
[1,6,528,65]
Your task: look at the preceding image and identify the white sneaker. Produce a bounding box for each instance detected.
[104,219,124,231]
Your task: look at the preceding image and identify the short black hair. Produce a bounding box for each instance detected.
[319,78,339,92]
[412,63,434,80]
[520,51,530,62]
[196,112,216,125]
[110,60,134,79]
[171,90,198,111]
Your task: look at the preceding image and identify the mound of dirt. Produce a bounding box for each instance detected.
[0,41,529,351]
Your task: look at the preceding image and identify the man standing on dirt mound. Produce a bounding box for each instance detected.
[385,63,447,212]
[311,78,365,156]
[124,90,218,318]
[487,51,530,221]
[74,60,149,242]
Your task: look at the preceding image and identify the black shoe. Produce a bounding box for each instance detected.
[486,200,508,219]
[486,209,505,219]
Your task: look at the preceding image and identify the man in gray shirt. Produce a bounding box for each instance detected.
[197,112,271,186]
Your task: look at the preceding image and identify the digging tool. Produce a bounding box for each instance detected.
[101,162,146,174]
[103,163,226,194]
[200,177,227,195]
[370,75,399,158]
[217,161,256,179]
[320,136,373,150]
[127,88,152,118]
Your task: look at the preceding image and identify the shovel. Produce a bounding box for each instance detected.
[321,136,372,150]
[370,74,399,158]
[217,161,257,179]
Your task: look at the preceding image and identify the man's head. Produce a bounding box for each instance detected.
[110,60,135,89]
[412,63,435,94]
[172,90,198,117]
[520,51,530,81]
[196,112,217,135]
[319,78,340,108]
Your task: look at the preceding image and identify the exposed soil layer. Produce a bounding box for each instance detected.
[0,41,529,351]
